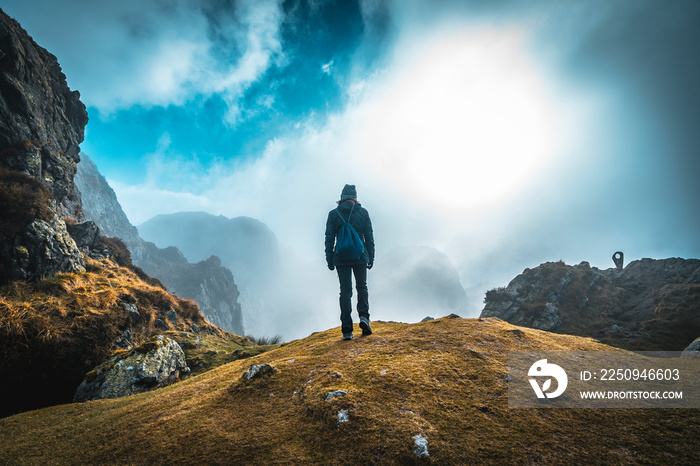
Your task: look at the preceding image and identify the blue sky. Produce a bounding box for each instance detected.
[3,0,700,316]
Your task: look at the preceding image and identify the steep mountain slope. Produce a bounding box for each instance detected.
[481,258,700,350]
[0,257,259,418]
[138,211,279,290]
[1,316,698,464]
[73,153,141,245]
[138,211,279,335]
[0,8,87,282]
[75,154,244,334]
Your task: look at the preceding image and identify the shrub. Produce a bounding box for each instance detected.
[245,334,283,346]
[0,140,41,162]
[0,168,54,239]
[484,286,509,304]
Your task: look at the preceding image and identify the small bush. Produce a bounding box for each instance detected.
[0,168,54,239]
[0,140,41,162]
[245,334,283,346]
[484,286,509,304]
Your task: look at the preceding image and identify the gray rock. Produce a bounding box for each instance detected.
[337,409,349,424]
[480,258,700,351]
[155,319,168,331]
[531,303,561,331]
[421,316,435,322]
[114,329,133,350]
[325,390,348,401]
[74,335,189,402]
[681,338,700,359]
[66,221,100,250]
[121,302,141,324]
[0,9,88,212]
[413,435,429,457]
[166,309,178,322]
[243,363,277,381]
[2,215,85,281]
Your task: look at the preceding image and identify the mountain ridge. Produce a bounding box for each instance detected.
[75,153,245,334]
[481,257,700,351]
[1,316,699,464]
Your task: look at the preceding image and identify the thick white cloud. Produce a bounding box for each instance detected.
[113,21,591,321]
[3,0,284,121]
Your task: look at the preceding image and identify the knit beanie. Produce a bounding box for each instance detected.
[340,184,357,200]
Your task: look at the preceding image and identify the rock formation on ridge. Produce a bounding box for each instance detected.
[481,257,700,350]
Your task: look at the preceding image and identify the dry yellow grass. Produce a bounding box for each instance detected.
[0,258,262,417]
[1,316,698,464]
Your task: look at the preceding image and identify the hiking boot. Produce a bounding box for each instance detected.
[359,317,372,336]
[343,332,354,340]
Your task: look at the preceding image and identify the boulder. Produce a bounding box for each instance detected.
[73,335,189,402]
[242,363,277,381]
[66,221,100,250]
[1,214,85,281]
[681,338,700,359]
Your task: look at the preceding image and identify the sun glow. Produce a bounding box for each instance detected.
[353,27,559,213]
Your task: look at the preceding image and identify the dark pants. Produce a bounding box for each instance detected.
[336,264,369,335]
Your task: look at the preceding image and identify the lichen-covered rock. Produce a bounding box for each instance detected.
[1,213,85,281]
[413,435,429,457]
[73,335,190,402]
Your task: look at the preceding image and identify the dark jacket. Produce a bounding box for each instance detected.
[325,201,375,267]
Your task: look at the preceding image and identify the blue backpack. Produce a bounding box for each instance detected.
[334,205,365,261]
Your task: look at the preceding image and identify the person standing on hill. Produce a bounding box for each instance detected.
[325,184,375,340]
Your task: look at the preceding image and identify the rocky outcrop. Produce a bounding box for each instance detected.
[0,9,88,215]
[3,215,85,280]
[74,335,190,402]
[74,153,141,246]
[681,338,700,359]
[0,8,88,282]
[481,258,700,351]
[138,248,244,334]
[75,153,245,334]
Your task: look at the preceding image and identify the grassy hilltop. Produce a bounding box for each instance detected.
[1,316,698,464]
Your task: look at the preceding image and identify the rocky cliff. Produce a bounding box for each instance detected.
[136,245,244,334]
[75,153,244,334]
[138,211,279,334]
[73,153,141,245]
[138,211,279,291]
[481,258,700,350]
[0,8,88,282]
